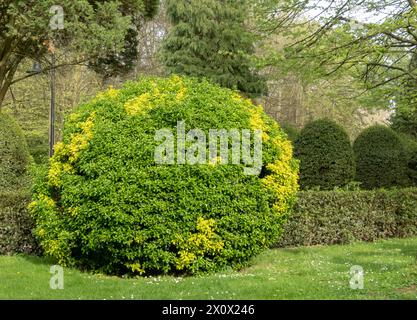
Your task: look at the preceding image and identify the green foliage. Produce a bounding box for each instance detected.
[409,150,417,184]
[279,188,417,247]
[265,1,417,108]
[30,76,299,276]
[88,0,159,78]
[0,190,39,255]
[0,0,158,107]
[391,105,417,139]
[0,113,31,191]
[294,118,355,190]
[88,27,140,79]
[398,132,417,186]
[26,134,49,165]
[0,113,36,254]
[280,123,300,143]
[353,125,409,189]
[160,0,267,97]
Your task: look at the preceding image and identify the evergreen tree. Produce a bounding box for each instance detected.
[89,0,160,79]
[160,0,267,97]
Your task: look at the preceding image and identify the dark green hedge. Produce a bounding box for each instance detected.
[278,188,417,247]
[353,125,409,189]
[0,113,31,191]
[294,118,355,190]
[0,191,39,255]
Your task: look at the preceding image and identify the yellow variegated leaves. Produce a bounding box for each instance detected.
[124,75,188,116]
[124,92,152,116]
[93,86,119,102]
[262,137,299,214]
[48,112,96,187]
[174,218,224,270]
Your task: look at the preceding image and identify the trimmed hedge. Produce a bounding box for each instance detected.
[294,118,355,190]
[0,113,31,191]
[353,125,409,189]
[278,188,417,247]
[0,191,39,255]
[30,76,299,276]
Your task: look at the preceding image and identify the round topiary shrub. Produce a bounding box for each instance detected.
[353,125,409,189]
[0,113,31,191]
[30,76,299,275]
[294,118,355,190]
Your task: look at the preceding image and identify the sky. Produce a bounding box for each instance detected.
[303,0,395,24]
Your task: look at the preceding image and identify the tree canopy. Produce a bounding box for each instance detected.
[255,1,417,110]
[0,0,159,108]
[160,0,267,97]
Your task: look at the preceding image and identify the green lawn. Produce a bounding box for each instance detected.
[1,238,416,300]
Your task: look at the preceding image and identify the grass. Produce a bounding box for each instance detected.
[1,237,416,300]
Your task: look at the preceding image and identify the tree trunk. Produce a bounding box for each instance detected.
[0,51,21,110]
[0,63,19,110]
[0,58,21,110]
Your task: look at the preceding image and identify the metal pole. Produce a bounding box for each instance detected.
[49,51,56,158]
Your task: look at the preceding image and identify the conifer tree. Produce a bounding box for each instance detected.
[160,0,267,97]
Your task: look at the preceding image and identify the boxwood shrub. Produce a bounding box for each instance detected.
[0,113,31,191]
[294,118,355,190]
[0,190,39,255]
[279,188,417,247]
[30,76,299,275]
[353,125,409,189]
